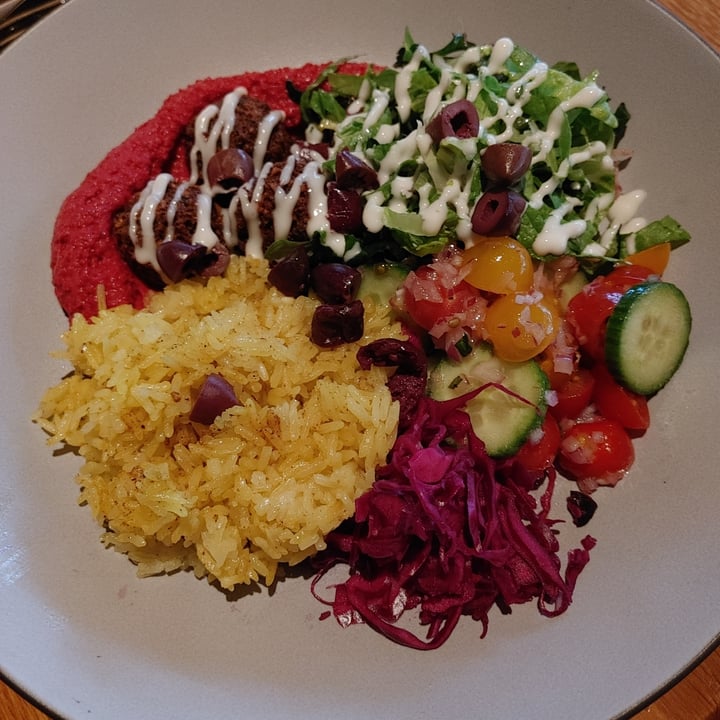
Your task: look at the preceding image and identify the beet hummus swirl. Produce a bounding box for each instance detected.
[51,62,367,320]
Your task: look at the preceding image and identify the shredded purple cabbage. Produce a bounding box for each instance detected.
[313,390,596,650]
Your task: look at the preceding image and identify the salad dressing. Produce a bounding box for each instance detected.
[253,110,285,172]
[129,172,173,271]
[532,200,588,255]
[191,193,220,249]
[395,45,430,122]
[165,181,191,237]
[346,77,371,115]
[486,37,514,74]
[189,87,248,183]
[362,89,391,133]
[331,36,639,256]
[585,188,648,256]
[128,34,669,278]
[238,160,272,258]
[531,84,605,164]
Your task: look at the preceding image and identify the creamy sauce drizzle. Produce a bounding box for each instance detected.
[335,36,627,255]
[254,110,285,172]
[583,189,647,257]
[129,173,173,271]
[532,201,587,256]
[131,88,304,270]
[131,37,641,275]
[189,87,247,183]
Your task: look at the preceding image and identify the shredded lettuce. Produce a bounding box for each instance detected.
[625,215,691,254]
[298,31,689,266]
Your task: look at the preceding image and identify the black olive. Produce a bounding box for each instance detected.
[198,243,230,278]
[426,99,480,144]
[311,263,361,304]
[470,189,526,236]
[267,246,311,298]
[156,240,208,283]
[189,374,239,425]
[335,149,379,191]
[206,148,254,192]
[567,491,598,527]
[311,300,365,347]
[326,182,364,234]
[481,143,532,186]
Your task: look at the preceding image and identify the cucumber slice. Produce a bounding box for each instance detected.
[557,271,588,312]
[605,281,691,395]
[358,262,409,306]
[428,344,548,457]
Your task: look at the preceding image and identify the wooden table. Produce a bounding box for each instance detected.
[1,1,719,718]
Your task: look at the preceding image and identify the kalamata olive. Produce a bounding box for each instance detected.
[311,300,365,347]
[156,240,208,283]
[426,99,480,145]
[199,243,230,278]
[566,490,598,528]
[206,148,255,191]
[311,263,361,304]
[304,142,331,159]
[189,373,239,425]
[470,189,527,236]
[267,246,311,297]
[481,143,532,186]
[335,149,379,190]
[327,182,363,234]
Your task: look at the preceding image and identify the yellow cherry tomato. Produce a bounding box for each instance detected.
[483,292,559,362]
[462,236,534,294]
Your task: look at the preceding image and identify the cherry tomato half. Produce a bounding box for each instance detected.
[483,292,559,362]
[603,264,656,289]
[402,264,480,332]
[592,363,650,432]
[565,264,654,360]
[549,368,595,421]
[557,418,635,486]
[565,283,622,360]
[462,236,534,294]
[515,413,562,474]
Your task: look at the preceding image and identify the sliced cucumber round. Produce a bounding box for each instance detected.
[428,343,548,457]
[605,281,691,395]
[358,262,409,306]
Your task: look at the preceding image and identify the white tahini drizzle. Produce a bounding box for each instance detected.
[129,173,174,271]
[582,189,648,257]
[338,36,625,254]
[128,36,641,274]
[253,110,285,172]
[189,87,247,183]
[532,200,587,256]
[130,87,306,270]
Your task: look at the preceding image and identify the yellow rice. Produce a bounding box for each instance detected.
[35,255,404,589]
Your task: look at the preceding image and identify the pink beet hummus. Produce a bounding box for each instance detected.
[51,63,336,320]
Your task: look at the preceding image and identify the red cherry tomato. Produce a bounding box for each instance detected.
[565,264,654,359]
[565,283,623,359]
[549,368,595,421]
[592,364,650,432]
[515,414,562,474]
[402,264,480,331]
[603,264,656,289]
[557,418,635,486]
